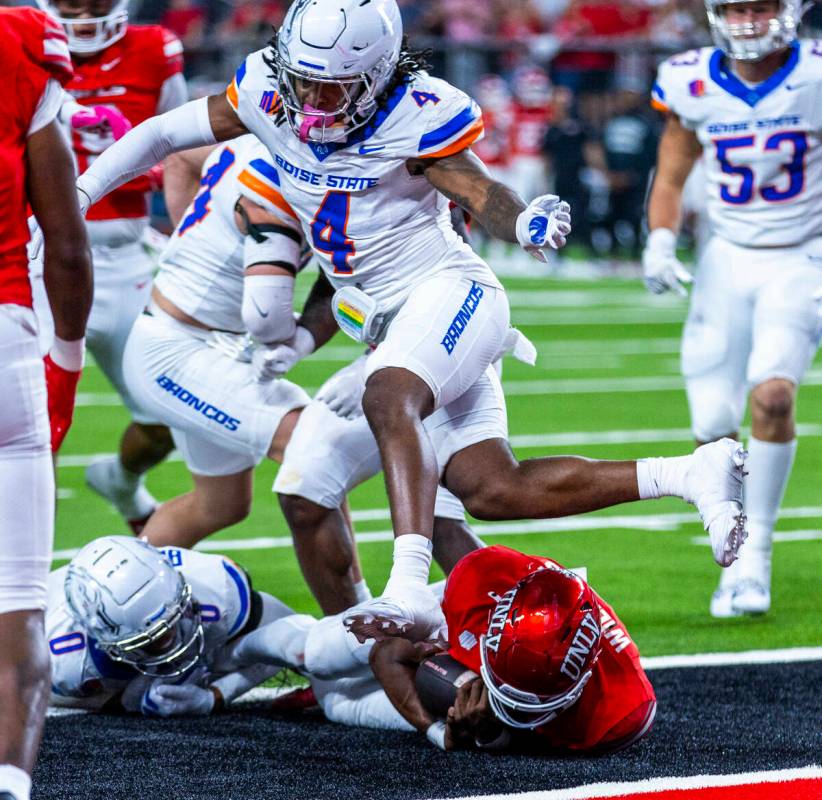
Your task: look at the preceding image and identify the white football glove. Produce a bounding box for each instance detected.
[141,682,216,717]
[314,356,367,420]
[28,186,91,262]
[515,194,572,262]
[251,326,315,382]
[642,228,692,297]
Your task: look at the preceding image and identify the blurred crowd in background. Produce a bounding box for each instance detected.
[12,0,822,257]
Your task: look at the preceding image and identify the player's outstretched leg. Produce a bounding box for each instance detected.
[85,422,173,535]
[344,368,444,643]
[444,437,747,568]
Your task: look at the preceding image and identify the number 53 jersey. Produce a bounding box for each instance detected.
[652,40,822,248]
[225,50,502,310]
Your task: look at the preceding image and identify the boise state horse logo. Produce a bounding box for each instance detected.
[529,215,548,245]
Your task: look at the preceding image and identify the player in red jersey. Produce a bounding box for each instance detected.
[0,8,93,799]
[508,65,554,205]
[33,0,187,532]
[370,545,656,754]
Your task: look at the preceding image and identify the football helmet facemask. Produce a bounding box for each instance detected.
[272,0,403,143]
[705,0,801,61]
[64,536,203,678]
[36,0,129,55]
[479,566,602,729]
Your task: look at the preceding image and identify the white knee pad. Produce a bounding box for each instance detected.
[686,376,746,442]
[0,452,55,613]
[312,673,414,731]
[303,612,373,680]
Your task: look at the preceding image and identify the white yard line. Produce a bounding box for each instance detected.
[72,368,822,407]
[51,506,822,561]
[57,424,822,469]
[641,647,822,670]
[426,766,822,800]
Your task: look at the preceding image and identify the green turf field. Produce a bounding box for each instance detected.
[54,267,822,657]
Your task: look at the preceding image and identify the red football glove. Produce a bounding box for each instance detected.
[44,354,82,452]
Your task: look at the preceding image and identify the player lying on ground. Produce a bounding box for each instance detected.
[216,544,656,754]
[50,536,657,758]
[643,0,822,617]
[370,545,656,753]
[0,9,93,800]
[38,0,749,645]
[47,537,414,732]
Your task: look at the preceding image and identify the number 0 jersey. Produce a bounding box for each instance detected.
[652,40,822,248]
[226,52,502,310]
[155,134,303,332]
[442,546,657,753]
[47,547,253,708]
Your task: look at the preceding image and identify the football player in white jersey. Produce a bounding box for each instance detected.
[47,536,414,733]
[59,0,749,644]
[643,0,822,616]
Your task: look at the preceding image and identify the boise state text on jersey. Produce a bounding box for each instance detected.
[652,40,822,248]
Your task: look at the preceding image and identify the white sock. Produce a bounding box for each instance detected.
[737,437,797,584]
[384,533,432,595]
[636,455,692,500]
[113,459,142,491]
[353,579,372,604]
[0,765,31,800]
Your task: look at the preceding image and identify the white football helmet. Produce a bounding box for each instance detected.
[64,536,203,678]
[36,0,129,55]
[273,0,403,143]
[705,0,801,61]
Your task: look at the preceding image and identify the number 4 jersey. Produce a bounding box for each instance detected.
[225,52,501,310]
[652,40,822,247]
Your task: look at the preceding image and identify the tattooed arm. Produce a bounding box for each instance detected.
[407,149,525,243]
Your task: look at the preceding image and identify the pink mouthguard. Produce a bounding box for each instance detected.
[299,104,326,142]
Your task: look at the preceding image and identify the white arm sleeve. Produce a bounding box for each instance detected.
[28,79,64,136]
[76,96,216,205]
[157,72,189,114]
[210,663,282,705]
[241,274,297,344]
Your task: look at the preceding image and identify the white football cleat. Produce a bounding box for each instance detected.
[343,583,445,645]
[86,456,158,535]
[710,587,742,618]
[685,438,748,567]
[731,579,771,615]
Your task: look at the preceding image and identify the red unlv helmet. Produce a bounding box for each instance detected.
[479,566,602,729]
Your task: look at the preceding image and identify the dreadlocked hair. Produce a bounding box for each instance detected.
[261,31,431,126]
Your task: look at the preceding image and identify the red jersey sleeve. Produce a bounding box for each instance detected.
[12,7,73,86]
[159,27,184,81]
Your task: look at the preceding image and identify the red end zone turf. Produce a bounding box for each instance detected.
[615,778,822,800]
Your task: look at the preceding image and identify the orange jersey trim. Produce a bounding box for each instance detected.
[226,78,239,111]
[237,170,298,220]
[419,119,485,159]
[650,98,670,113]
